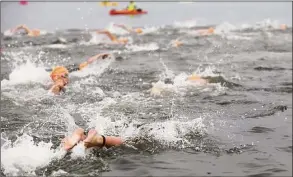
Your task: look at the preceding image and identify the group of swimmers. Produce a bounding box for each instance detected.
[6,2,290,152]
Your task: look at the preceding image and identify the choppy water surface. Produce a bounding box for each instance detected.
[1,20,292,176]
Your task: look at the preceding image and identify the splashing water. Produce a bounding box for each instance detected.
[173,19,197,28]
[1,61,50,87]
[1,134,65,176]
[125,42,159,52]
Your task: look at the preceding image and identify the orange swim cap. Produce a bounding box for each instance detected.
[50,66,69,82]
[208,27,214,34]
[135,28,143,34]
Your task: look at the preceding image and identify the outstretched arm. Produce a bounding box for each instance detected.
[13,24,31,34]
[87,53,109,64]
[96,30,117,41]
[114,24,132,33]
[83,129,123,149]
[78,53,110,70]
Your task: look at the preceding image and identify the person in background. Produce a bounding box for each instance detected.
[11,24,40,37]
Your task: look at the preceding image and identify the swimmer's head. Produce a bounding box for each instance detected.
[50,66,69,81]
[135,28,143,34]
[208,27,214,34]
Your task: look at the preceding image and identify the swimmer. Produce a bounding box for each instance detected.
[62,128,123,151]
[161,75,208,85]
[96,30,129,44]
[48,53,110,95]
[150,75,209,97]
[195,27,215,36]
[170,39,183,47]
[11,24,40,37]
[113,24,143,34]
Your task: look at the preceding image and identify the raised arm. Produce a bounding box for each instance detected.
[78,53,110,70]
[96,30,118,41]
[13,24,31,34]
[114,24,132,33]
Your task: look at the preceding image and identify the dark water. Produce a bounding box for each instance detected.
[1,22,292,176]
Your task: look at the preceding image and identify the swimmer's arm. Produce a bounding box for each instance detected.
[87,53,110,64]
[114,24,132,33]
[49,83,64,95]
[13,24,31,34]
[97,135,124,148]
[77,53,110,70]
[96,30,117,41]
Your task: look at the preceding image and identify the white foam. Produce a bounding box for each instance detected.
[214,22,237,34]
[125,42,159,52]
[173,19,197,28]
[254,18,282,30]
[88,108,207,146]
[51,169,68,176]
[88,32,112,44]
[1,61,50,87]
[44,44,68,49]
[1,134,65,176]
[140,26,160,35]
[3,29,14,36]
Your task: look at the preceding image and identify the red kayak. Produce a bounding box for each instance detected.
[109,9,147,16]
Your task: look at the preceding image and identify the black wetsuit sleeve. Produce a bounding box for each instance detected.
[45,68,53,72]
[65,64,79,73]
[45,64,79,73]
